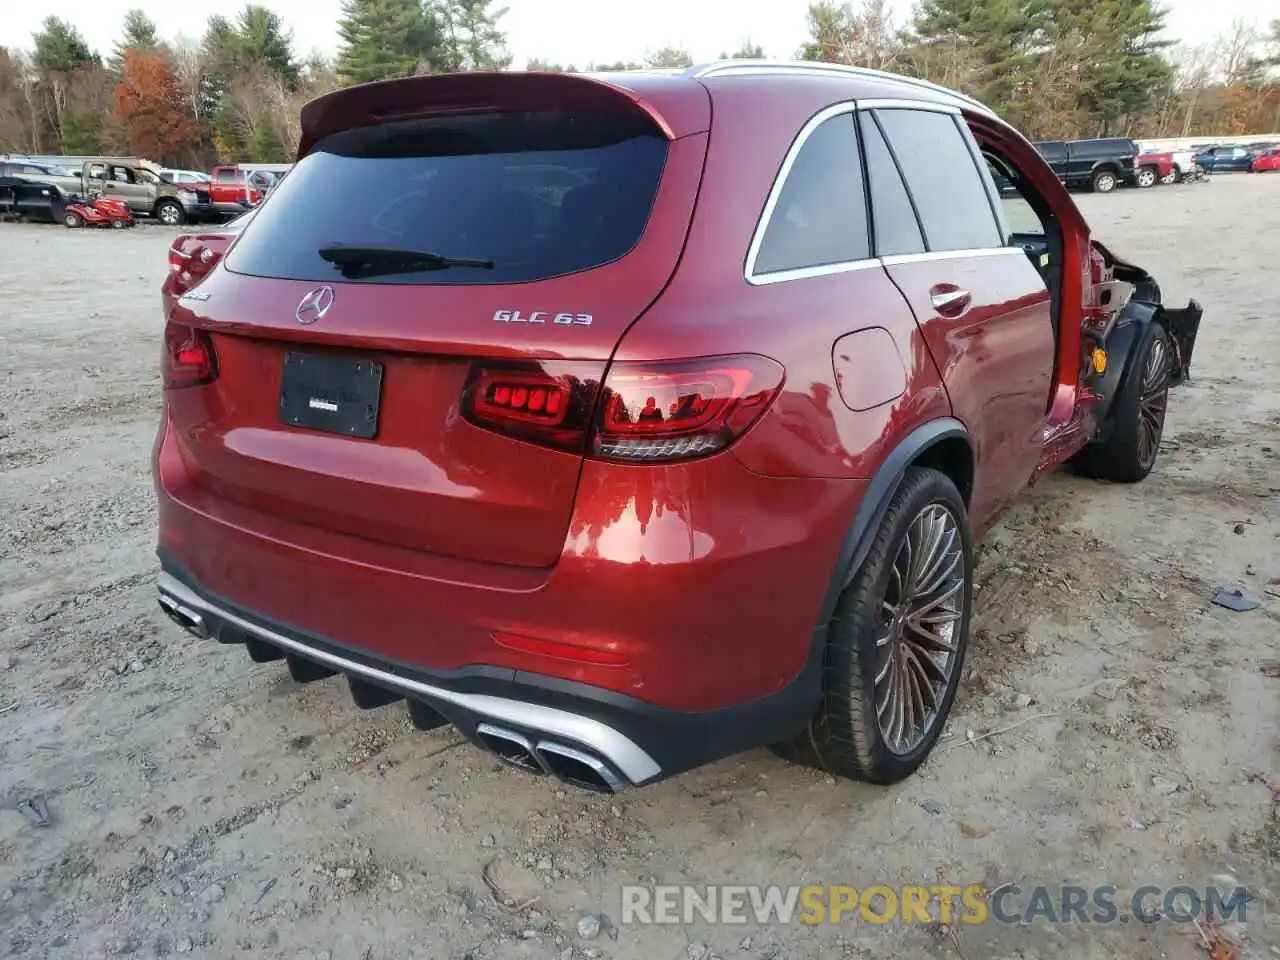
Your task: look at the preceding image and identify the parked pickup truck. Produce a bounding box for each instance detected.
[1033,137,1149,193]
[84,159,215,225]
[208,166,266,217]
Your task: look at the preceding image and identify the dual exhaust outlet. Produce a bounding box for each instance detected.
[476,723,626,794]
[160,593,630,793]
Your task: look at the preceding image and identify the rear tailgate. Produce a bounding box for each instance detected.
[164,71,710,569]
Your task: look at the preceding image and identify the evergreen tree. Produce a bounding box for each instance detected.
[644,46,693,69]
[336,0,442,84]
[235,5,299,87]
[913,0,1036,107]
[32,17,98,74]
[1037,0,1173,134]
[436,0,511,72]
[721,41,766,59]
[109,10,162,74]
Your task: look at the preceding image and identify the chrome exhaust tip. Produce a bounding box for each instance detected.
[476,723,547,775]
[158,594,207,639]
[535,741,625,794]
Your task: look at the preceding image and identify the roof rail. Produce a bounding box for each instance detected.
[686,59,994,116]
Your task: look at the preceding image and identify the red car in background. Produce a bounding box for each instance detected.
[162,208,255,314]
[1251,148,1280,172]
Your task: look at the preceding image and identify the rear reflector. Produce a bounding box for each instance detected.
[163,320,218,388]
[462,355,784,463]
[492,630,630,667]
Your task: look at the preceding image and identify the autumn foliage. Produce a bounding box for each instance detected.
[112,48,200,161]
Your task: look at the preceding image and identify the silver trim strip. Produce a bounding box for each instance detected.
[857,98,960,115]
[744,100,862,285]
[688,60,995,117]
[749,258,883,286]
[881,247,1025,266]
[157,572,662,784]
[536,740,625,792]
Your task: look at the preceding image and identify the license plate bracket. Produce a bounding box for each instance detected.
[279,352,384,439]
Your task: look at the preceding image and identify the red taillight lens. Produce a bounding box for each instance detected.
[593,355,784,462]
[462,355,784,462]
[163,321,217,388]
[461,361,598,452]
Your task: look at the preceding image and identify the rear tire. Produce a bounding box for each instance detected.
[1092,169,1119,193]
[155,200,185,226]
[63,211,83,228]
[1073,322,1171,483]
[1136,166,1158,188]
[772,467,972,784]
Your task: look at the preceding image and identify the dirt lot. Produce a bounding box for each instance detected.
[1,175,1278,960]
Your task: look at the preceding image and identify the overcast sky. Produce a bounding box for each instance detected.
[0,0,1273,65]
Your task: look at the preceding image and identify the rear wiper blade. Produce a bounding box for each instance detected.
[317,244,493,279]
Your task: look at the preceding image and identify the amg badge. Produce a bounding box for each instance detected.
[493,309,593,326]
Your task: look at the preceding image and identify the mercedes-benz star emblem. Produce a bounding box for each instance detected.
[295,286,335,325]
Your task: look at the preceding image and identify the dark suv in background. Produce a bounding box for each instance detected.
[1034,137,1144,192]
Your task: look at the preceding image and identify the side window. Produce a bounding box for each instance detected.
[874,108,1003,253]
[858,112,925,257]
[88,163,107,179]
[752,112,870,277]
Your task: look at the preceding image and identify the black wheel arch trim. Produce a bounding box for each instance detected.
[1091,296,1204,426]
[814,417,971,632]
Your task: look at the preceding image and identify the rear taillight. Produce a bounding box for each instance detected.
[462,355,784,463]
[163,321,217,388]
[462,361,598,452]
[593,356,783,462]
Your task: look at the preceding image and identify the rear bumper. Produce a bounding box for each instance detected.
[154,412,867,779]
[157,555,821,787]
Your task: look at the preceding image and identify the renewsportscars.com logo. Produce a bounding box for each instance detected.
[620,884,1251,927]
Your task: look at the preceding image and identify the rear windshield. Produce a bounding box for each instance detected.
[224,110,669,285]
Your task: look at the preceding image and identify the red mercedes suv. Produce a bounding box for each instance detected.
[155,62,1201,793]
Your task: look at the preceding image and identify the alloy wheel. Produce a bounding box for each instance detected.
[874,503,965,756]
[1137,168,1156,187]
[160,205,180,225]
[1136,336,1169,470]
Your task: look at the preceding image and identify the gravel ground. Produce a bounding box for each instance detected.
[1,176,1278,960]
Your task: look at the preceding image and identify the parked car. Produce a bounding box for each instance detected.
[155,63,1203,793]
[0,159,82,196]
[162,207,256,315]
[1252,148,1280,172]
[1033,137,1144,192]
[1194,145,1255,172]
[208,165,265,217]
[83,158,215,224]
[0,175,66,223]
[161,169,213,187]
[1140,147,1198,184]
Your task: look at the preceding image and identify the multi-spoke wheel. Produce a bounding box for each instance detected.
[773,466,973,784]
[874,504,964,756]
[1072,321,1172,483]
[1135,334,1169,473]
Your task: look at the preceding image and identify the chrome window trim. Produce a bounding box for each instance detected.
[749,258,885,286]
[746,98,1021,286]
[858,98,961,115]
[688,60,995,117]
[744,100,864,286]
[881,247,1025,266]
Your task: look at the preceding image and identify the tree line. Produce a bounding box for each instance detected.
[0,0,1276,169]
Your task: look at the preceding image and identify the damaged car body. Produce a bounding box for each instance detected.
[154,61,1204,794]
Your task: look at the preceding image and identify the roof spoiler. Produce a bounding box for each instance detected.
[296,70,709,159]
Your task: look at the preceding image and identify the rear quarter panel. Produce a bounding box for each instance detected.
[612,77,953,482]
